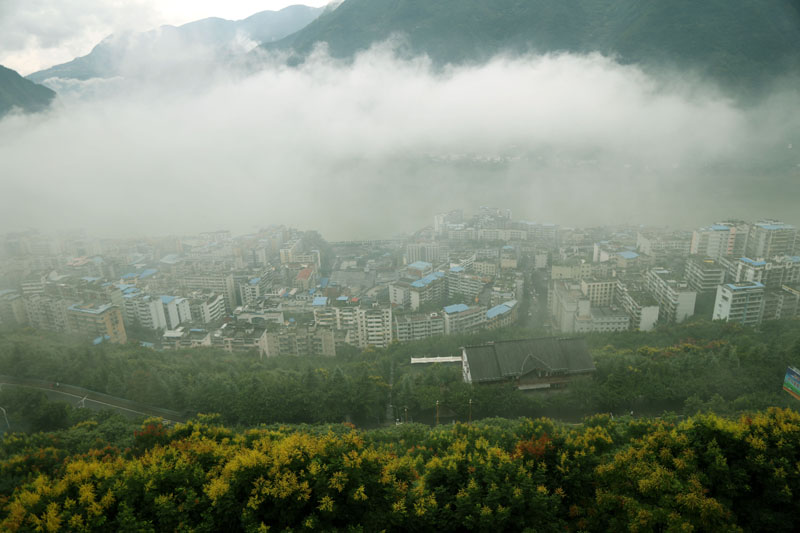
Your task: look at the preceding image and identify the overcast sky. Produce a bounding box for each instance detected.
[0,0,331,75]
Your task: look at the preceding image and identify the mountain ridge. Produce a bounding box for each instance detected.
[264,0,800,95]
[28,5,323,83]
[0,65,56,118]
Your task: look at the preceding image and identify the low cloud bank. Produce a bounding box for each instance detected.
[1,44,798,239]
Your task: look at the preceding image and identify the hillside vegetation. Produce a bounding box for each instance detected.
[1,408,799,531]
[269,0,800,95]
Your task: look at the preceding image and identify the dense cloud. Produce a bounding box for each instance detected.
[0,0,160,74]
[1,44,799,239]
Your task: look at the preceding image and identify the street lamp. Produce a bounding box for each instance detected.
[468,398,472,424]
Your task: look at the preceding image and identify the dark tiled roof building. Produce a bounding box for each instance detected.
[461,337,595,391]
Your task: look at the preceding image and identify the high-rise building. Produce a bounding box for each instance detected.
[746,221,797,258]
[690,221,750,259]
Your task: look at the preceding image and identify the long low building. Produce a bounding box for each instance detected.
[461,337,595,391]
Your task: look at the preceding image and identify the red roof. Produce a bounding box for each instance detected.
[296,268,313,281]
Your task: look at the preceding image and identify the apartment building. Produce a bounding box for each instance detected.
[67,303,127,343]
[746,221,797,258]
[713,281,765,326]
[394,313,445,343]
[645,268,697,323]
[685,257,726,293]
[443,304,485,335]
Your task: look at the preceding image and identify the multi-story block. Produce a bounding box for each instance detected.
[443,304,485,335]
[446,267,487,300]
[25,294,71,332]
[735,256,800,289]
[685,257,726,293]
[67,303,127,343]
[180,274,235,312]
[485,301,517,329]
[615,280,659,331]
[189,292,226,324]
[746,221,797,258]
[690,221,750,259]
[580,278,617,306]
[265,325,336,357]
[500,246,518,269]
[161,296,192,329]
[645,268,697,323]
[122,292,165,329]
[279,238,302,264]
[713,281,765,326]
[0,289,27,326]
[239,277,263,306]
[211,323,268,357]
[393,313,445,342]
[471,260,498,277]
[356,307,393,348]
[636,231,692,257]
[407,242,448,265]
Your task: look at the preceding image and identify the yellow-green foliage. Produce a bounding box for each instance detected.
[1,409,799,532]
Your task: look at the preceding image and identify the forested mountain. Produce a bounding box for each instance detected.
[27,5,323,83]
[267,0,800,93]
[0,65,55,118]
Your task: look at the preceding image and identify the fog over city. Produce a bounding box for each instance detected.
[2,33,799,239]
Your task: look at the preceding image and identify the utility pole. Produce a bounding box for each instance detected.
[435,400,439,426]
[468,398,472,424]
[404,406,408,424]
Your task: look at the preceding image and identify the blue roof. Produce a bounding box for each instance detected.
[123,287,139,294]
[710,224,730,230]
[487,304,511,319]
[450,266,465,273]
[336,295,349,301]
[312,296,328,306]
[160,254,181,264]
[617,251,639,260]
[249,277,261,285]
[320,278,329,288]
[121,272,138,279]
[756,222,793,230]
[160,295,176,304]
[408,261,432,270]
[140,342,155,348]
[81,276,100,282]
[140,269,158,279]
[444,304,469,314]
[411,271,445,288]
[502,245,514,250]
[309,288,316,294]
[740,257,767,267]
